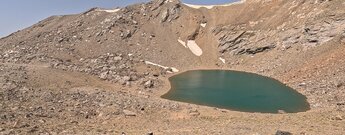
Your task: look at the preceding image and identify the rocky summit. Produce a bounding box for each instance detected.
[1,0,345,134]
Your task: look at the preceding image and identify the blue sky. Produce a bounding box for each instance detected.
[0,0,238,37]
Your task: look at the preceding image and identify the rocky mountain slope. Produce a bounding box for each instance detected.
[1,0,345,134]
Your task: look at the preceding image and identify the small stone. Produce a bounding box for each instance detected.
[130,75,138,81]
[114,56,122,61]
[333,115,343,120]
[275,130,292,135]
[69,120,78,125]
[120,80,127,85]
[298,82,306,87]
[99,72,108,80]
[190,112,200,116]
[278,110,286,114]
[125,30,132,38]
[123,110,136,116]
[189,109,200,116]
[126,81,131,86]
[337,102,345,106]
[123,76,131,81]
[38,119,46,123]
[144,80,154,88]
[307,37,318,43]
[160,8,169,22]
[58,38,64,43]
[336,82,343,88]
[152,72,160,77]
[147,132,154,135]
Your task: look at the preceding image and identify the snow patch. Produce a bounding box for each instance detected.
[219,57,226,64]
[144,61,179,73]
[178,38,187,48]
[184,4,214,9]
[187,40,203,56]
[200,23,207,28]
[184,0,246,9]
[97,9,120,13]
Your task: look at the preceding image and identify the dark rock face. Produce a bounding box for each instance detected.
[151,0,181,23]
[159,4,181,23]
[212,13,345,56]
[213,25,277,55]
[237,44,276,55]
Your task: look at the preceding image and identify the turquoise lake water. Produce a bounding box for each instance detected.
[162,70,310,113]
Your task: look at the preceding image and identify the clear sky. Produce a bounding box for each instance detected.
[0,0,239,38]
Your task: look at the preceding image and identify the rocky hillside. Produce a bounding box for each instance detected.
[1,0,345,134]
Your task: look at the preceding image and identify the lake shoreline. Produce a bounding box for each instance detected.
[161,69,310,114]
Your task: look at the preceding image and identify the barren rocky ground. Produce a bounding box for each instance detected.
[1,0,345,134]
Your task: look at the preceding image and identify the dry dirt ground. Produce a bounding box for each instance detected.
[1,0,345,134]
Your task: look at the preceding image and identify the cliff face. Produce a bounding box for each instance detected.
[1,0,345,134]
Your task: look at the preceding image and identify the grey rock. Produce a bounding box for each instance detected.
[121,30,132,39]
[275,130,292,135]
[151,0,166,11]
[123,76,131,81]
[114,56,122,61]
[144,80,154,88]
[130,75,139,81]
[219,43,232,53]
[57,37,64,43]
[152,72,160,77]
[189,109,200,116]
[123,110,136,116]
[299,82,306,87]
[99,72,109,80]
[307,36,319,43]
[336,82,343,88]
[120,80,128,85]
[167,4,181,22]
[160,8,169,22]
[237,44,276,55]
[125,81,131,86]
[333,115,343,120]
[216,30,248,53]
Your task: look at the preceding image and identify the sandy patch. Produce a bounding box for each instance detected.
[187,40,203,56]
[178,38,187,48]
